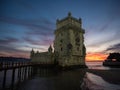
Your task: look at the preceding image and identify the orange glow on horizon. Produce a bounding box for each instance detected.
[0,52,109,61]
[86,53,108,61]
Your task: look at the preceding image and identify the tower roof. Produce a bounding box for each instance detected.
[48,45,53,52]
[31,48,34,52]
[56,12,82,29]
[57,12,81,23]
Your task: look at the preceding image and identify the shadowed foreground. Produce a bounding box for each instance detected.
[17,69,86,90]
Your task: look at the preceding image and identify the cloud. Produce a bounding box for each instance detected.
[20,45,46,51]
[23,37,41,45]
[0,16,55,38]
[0,36,31,58]
[105,43,120,52]
[0,43,30,58]
[0,16,54,57]
[109,0,120,19]
[23,36,53,46]
[0,45,18,53]
[15,0,35,11]
[0,29,16,34]
[98,21,112,32]
[0,16,54,30]
[0,51,29,58]
[26,26,54,36]
[0,37,19,45]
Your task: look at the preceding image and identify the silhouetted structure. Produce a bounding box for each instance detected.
[106,53,120,62]
[105,53,120,62]
[103,52,120,67]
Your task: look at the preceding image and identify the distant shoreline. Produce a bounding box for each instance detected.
[103,61,120,67]
[86,60,103,62]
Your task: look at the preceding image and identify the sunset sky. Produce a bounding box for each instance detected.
[0,0,120,61]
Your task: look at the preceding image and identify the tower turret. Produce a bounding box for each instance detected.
[30,48,34,58]
[48,45,53,53]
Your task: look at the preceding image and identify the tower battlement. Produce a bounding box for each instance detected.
[56,12,82,29]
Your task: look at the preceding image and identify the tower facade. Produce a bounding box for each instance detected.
[54,12,86,67]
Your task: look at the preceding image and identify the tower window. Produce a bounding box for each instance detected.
[77,47,79,51]
[75,32,79,36]
[61,33,63,36]
[75,37,80,42]
[60,44,62,46]
[60,39,63,43]
[61,47,63,51]
[75,37,80,45]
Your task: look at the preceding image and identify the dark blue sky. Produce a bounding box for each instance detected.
[0,0,120,59]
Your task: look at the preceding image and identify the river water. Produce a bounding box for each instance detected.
[83,62,120,90]
[0,61,120,90]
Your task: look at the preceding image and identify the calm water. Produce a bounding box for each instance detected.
[0,61,120,90]
[84,62,120,90]
[86,61,110,70]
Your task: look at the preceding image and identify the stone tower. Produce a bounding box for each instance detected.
[54,12,86,67]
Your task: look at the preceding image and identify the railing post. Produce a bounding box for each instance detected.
[18,67,21,82]
[22,67,25,81]
[11,68,15,90]
[0,62,3,69]
[24,66,27,80]
[28,66,31,78]
[2,69,7,90]
[12,62,14,67]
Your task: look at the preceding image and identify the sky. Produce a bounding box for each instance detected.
[0,0,120,61]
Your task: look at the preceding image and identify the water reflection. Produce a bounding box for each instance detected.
[17,68,86,90]
[86,62,110,70]
[86,61,120,71]
[81,72,120,90]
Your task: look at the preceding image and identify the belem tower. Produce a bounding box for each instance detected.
[30,12,86,67]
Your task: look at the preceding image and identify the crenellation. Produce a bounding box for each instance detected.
[56,13,82,30]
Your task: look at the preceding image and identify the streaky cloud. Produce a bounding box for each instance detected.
[0,37,20,45]
[0,16,54,31]
[23,36,53,46]
[0,44,30,58]
[105,43,120,52]
[15,0,35,11]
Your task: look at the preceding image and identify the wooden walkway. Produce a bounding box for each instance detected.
[0,61,58,90]
[0,62,35,90]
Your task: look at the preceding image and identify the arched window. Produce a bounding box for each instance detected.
[75,37,80,45]
[67,43,73,50]
[77,47,79,51]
